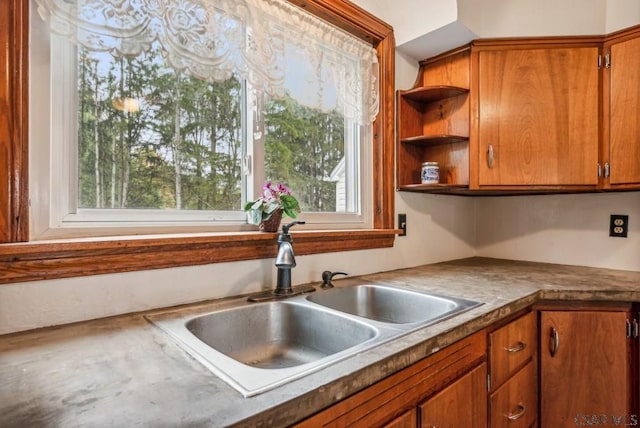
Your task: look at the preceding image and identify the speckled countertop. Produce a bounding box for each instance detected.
[1,257,640,428]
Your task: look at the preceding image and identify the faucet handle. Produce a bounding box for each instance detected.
[282,220,305,235]
[321,271,348,288]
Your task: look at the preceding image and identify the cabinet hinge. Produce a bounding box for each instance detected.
[605,53,611,69]
[626,318,639,339]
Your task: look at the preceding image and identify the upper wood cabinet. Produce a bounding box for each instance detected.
[602,27,640,188]
[396,25,640,194]
[473,45,600,188]
[396,47,471,192]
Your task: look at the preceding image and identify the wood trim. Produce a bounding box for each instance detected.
[0,0,398,280]
[603,23,640,46]
[419,44,471,67]
[373,32,396,229]
[0,229,399,284]
[533,301,633,312]
[0,0,29,243]
[468,50,480,190]
[286,0,393,43]
[472,35,604,51]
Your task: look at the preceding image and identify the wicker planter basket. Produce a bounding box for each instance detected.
[258,209,283,232]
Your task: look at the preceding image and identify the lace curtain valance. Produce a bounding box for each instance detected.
[34,0,379,124]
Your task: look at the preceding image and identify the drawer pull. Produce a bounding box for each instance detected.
[487,144,495,168]
[549,326,559,357]
[505,341,527,353]
[506,403,526,421]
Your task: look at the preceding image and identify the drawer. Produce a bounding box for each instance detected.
[489,312,536,389]
[490,360,537,428]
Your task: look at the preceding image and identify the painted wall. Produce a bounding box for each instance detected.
[364,0,640,60]
[476,193,640,271]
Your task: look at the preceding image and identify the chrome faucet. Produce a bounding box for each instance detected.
[247,220,315,302]
[274,220,305,295]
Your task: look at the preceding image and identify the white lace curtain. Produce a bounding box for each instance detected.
[34,0,379,124]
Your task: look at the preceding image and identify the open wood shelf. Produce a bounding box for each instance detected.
[399,183,469,193]
[401,85,469,103]
[400,135,469,146]
[396,48,471,192]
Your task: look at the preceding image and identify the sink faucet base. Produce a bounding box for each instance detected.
[247,285,316,302]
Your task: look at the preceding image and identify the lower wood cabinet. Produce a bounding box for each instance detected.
[488,311,537,428]
[295,303,639,428]
[489,361,537,428]
[539,306,636,428]
[295,331,486,427]
[420,363,487,428]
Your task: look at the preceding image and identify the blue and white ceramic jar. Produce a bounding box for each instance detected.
[421,162,439,184]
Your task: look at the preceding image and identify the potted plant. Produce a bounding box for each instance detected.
[244,182,301,232]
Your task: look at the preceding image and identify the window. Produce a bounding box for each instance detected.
[0,0,395,283]
[30,0,378,238]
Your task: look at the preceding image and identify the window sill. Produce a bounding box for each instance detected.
[0,229,400,284]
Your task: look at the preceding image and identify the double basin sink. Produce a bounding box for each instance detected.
[147,284,482,397]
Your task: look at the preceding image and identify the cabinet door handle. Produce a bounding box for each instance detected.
[506,403,527,421]
[549,326,559,357]
[505,341,527,353]
[487,144,494,168]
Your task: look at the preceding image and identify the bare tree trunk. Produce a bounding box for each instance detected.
[92,61,102,208]
[111,133,116,208]
[173,74,182,209]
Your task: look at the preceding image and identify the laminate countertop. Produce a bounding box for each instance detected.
[2,257,640,427]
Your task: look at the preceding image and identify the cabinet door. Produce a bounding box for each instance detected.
[540,311,632,427]
[419,363,487,428]
[490,360,537,428]
[384,408,417,428]
[478,47,599,186]
[609,36,640,185]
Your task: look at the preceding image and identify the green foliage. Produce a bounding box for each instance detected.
[244,182,300,224]
[76,44,347,218]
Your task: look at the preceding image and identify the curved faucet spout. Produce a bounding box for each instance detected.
[275,241,296,268]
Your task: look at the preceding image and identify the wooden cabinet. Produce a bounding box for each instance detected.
[539,307,635,427]
[295,331,486,427]
[488,312,537,428]
[396,25,640,194]
[474,45,600,188]
[385,408,417,428]
[419,363,487,428]
[396,46,471,192]
[602,26,640,188]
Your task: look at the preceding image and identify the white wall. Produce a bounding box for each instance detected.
[476,193,640,271]
[606,0,640,33]
[458,0,608,38]
[356,0,640,60]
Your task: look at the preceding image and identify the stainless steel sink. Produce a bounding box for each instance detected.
[147,284,482,397]
[147,300,384,397]
[306,284,480,325]
[185,302,377,369]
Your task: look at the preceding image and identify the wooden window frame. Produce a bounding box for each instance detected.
[0,0,396,284]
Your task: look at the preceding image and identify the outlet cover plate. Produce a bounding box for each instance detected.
[398,213,406,237]
[609,214,629,238]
